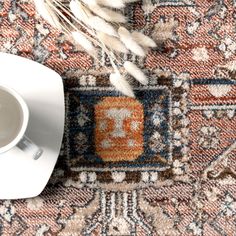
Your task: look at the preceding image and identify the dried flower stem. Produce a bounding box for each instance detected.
[34,0,156,97]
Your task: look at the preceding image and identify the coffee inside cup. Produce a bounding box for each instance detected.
[0,88,24,148]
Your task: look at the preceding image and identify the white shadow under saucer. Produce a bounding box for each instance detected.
[0,52,65,199]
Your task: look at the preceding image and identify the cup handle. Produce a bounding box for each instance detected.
[17,135,43,160]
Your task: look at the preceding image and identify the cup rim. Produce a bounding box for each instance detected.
[0,85,29,154]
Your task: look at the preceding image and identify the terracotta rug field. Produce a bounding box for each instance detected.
[0,0,236,235]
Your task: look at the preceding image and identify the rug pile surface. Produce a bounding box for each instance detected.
[0,0,236,235]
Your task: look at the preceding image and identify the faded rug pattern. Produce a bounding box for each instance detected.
[1,0,236,235]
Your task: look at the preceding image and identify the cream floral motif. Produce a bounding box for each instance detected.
[26,196,44,211]
[141,172,158,182]
[207,84,231,98]
[173,102,182,115]
[152,110,165,126]
[35,22,50,36]
[58,193,100,236]
[127,139,136,147]
[149,132,165,152]
[219,37,236,59]
[83,190,154,235]
[79,75,96,86]
[3,42,13,50]
[187,20,200,35]
[203,110,215,119]
[173,160,186,175]
[99,120,107,131]
[203,109,235,119]
[2,42,17,54]
[131,121,141,131]
[77,104,90,127]
[204,187,220,202]
[174,131,182,147]
[0,201,15,222]
[75,132,88,152]
[77,115,88,127]
[199,126,220,149]
[79,172,97,183]
[112,172,126,183]
[152,17,178,43]
[139,196,178,236]
[219,60,236,72]
[220,194,236,217]
[150,103,166,126]
[35,224,50,236]
[188,221,202,236]
[108,217,131,235]
[101,139,113,148]
[214,60,236,79]
[192,47,209,62]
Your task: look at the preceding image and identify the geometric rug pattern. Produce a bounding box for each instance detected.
[0,0,236,235]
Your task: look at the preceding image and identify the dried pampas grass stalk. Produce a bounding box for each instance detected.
[118,26,146,57]
[34,0,61,29]
[131,31,157,48]
[110,72,135,98]
[97,32,128,53]
[96,0,125,8]
[88,4,126,23]
[34,0,156,97]
[124,61,148,85]
[71,31,95,54]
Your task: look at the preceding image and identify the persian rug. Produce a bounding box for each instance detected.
[1,0,236,235]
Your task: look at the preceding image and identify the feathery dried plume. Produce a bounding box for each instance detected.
[131,31,157,48]
[69,0,91,24]
[124,61,148,85]
[80,0,97,5]
[123,0,140,2]
[70,1,118,36]
[96,0,125,8]
[88,4,126,23]
[88,16,118,36]
[110,72,135,97]
[34,0,156,97]
[72,31,95,53]
[118,27,146,57]
[34,0,61,29]
[97,32,128,53]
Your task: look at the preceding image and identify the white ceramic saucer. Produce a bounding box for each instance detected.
[0,52,65,199]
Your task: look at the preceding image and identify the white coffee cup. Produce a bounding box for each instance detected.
[0,85,43,159]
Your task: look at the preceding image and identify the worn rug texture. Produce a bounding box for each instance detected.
[1,0,236,235]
